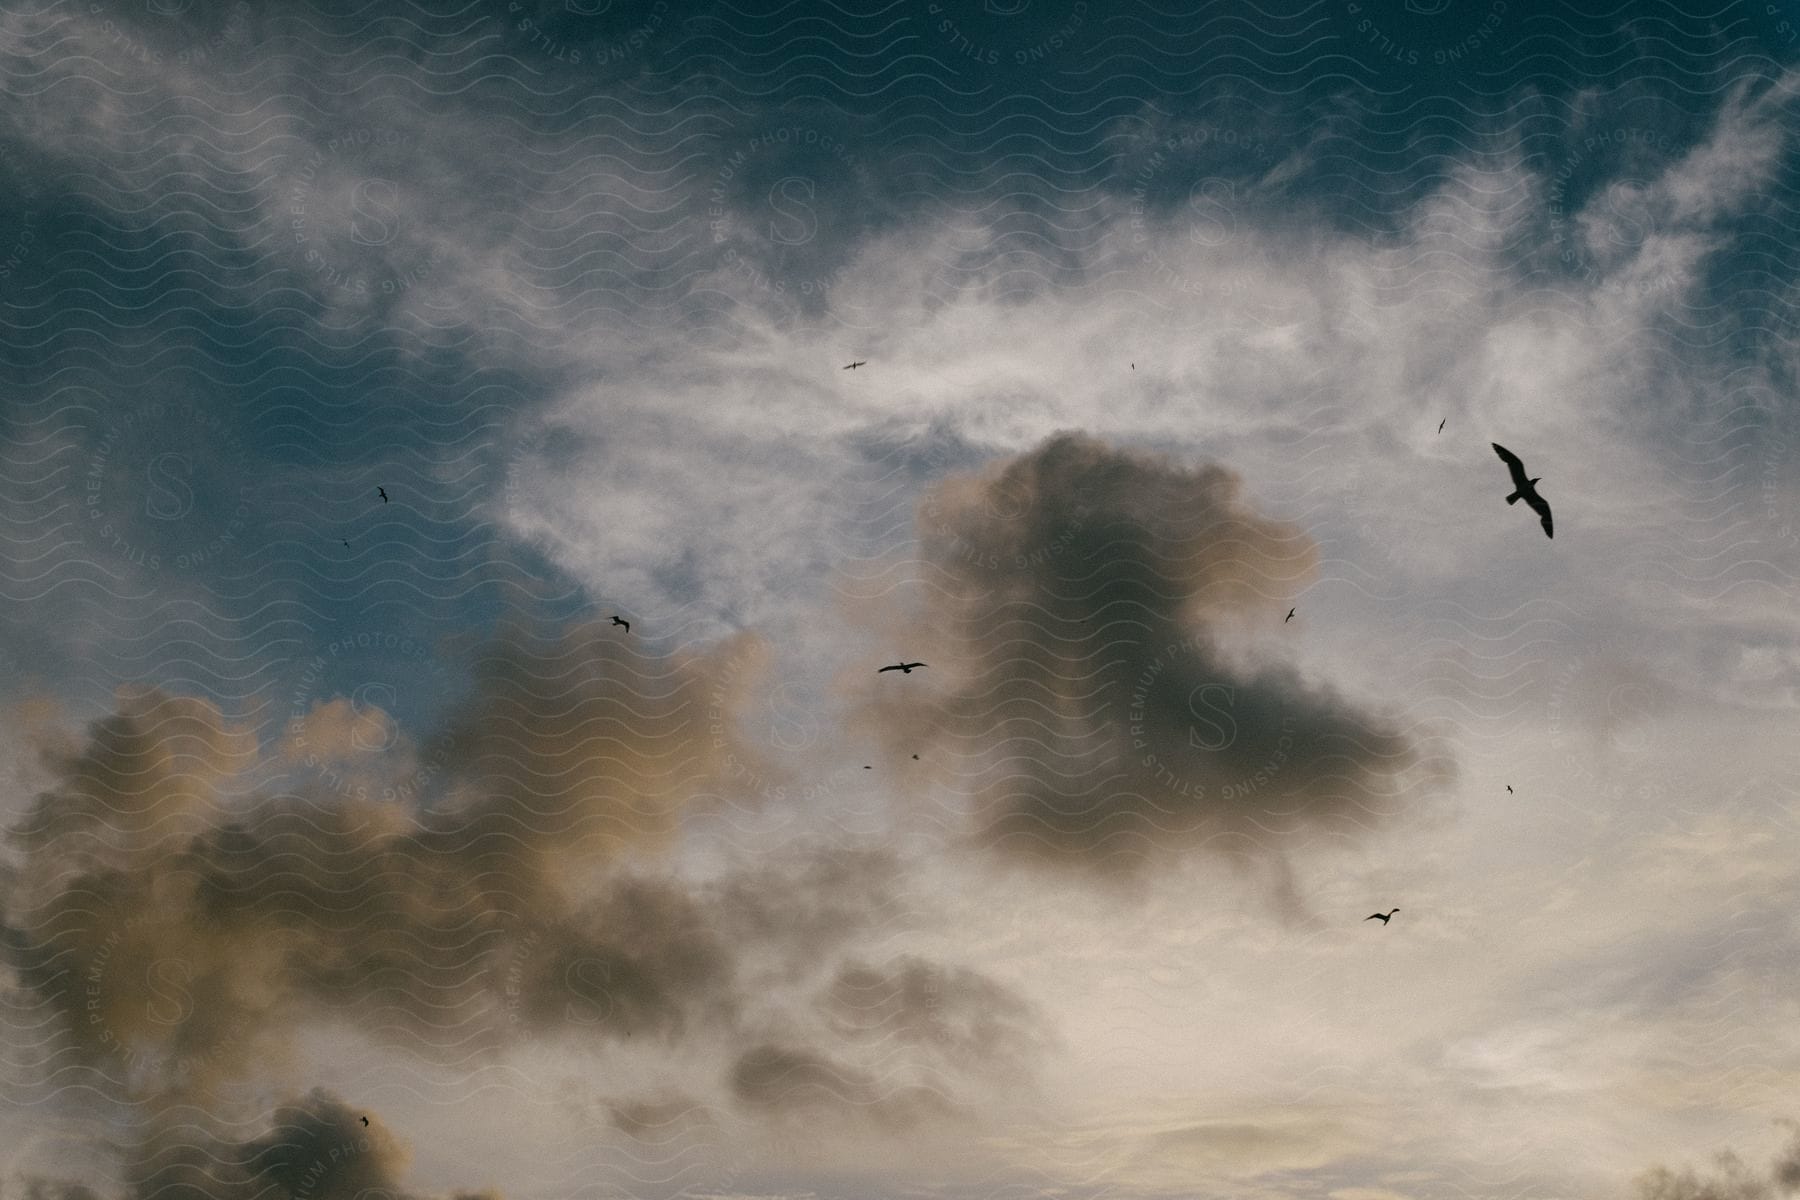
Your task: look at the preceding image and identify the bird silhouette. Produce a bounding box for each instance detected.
[1492,444,1552,538]
[341,539,350,549]
[611,615,630,633]
[843,361,866,370]
[1438,419,1445,433]
[360,1116,368,1126]
[377,487,389,503]
[1365,908,1399,925]
[878,662,926,674]
[1506,784,1513,794]
[911,754,919,759]
[1285,607,1295,623]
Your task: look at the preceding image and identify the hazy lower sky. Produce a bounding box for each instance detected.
[1,2,1798,1199]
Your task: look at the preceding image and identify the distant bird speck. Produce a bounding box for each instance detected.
[611,615,630,633]
[863,765,871,769]
[341,539,349,549]
[360,1116,368,1126]
[1438,419,1445,433]
[377,486,389,503]
[1506,784,1513,794]
[1492,443,1553,538]
[1285,607,1295,623]
[1365,908,1399,925]
[878,662,926,674]
[911,754,919,760]
[843,360,866,371]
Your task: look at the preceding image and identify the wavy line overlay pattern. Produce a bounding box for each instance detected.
[0,1,1797,1198]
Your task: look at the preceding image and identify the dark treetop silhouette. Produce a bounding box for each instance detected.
[1492,443,1552,538]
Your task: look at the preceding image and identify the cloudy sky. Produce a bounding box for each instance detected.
[1,1,1799,1198]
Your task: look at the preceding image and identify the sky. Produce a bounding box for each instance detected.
[0,0,1798,1198]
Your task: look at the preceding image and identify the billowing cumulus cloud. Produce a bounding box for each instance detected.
[1,624,778,1099]
[852,432,1450,884]
[7,687,258,862]
[0,623,1048,1183]
[430,620,776,865]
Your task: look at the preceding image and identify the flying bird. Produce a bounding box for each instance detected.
[377,486,389,503]
[1491,443,1552,538]
[1506,784,1513,794]
[360,1116,369,1126]
[611,615,630,633]
[341,539,349,549]
[1365,909,1399,925]
[1285,607,1295,623]
[878,661,926,674]
[843,361,866,370]
[1438,419,1445,433]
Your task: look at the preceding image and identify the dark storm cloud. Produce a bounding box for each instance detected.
[119,1088,501,1200]
[856,432,1448,879]
[1633,1120,1800,1200]
[1778,1120,1800,1191]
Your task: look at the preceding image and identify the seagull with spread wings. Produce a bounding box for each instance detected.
[878,661,926,674]
[1492,443,1553,538]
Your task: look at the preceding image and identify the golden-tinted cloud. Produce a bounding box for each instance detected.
[0,621,1050,1187]
[431,621,775,866]
[8,686,257,864]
